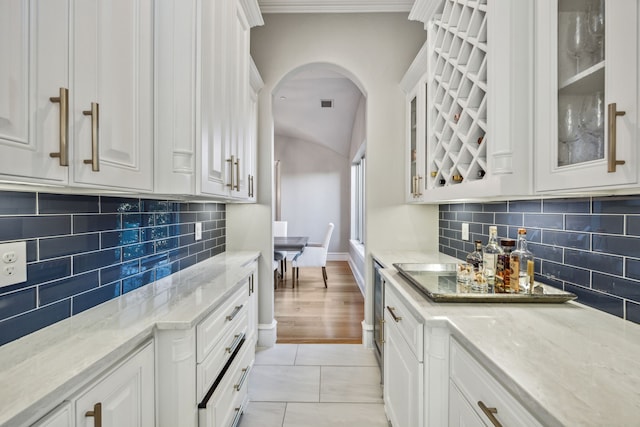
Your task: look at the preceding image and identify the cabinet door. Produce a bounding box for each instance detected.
[199,0,234,197]
[449,382,485,427]
[535,0,638,192]
[383,319,423,427]
[75,342,154,427]
[72,0,153,191]
[0,0,69,184]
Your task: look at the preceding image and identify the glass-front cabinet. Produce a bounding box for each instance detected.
[535,0,638,192]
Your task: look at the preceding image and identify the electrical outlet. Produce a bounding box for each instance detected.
[0,241,27,288]
[195,222,203,241]
[462,223,470,241]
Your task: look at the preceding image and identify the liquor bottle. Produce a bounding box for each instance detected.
[495,239,515,293]
[466,240,483,272]
[510,228,535,293]
[482,226,503,291]
[466,240,486,292]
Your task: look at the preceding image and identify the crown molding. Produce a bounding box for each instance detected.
[240,0,265,26]
[408,0,443,26]
[258,0,414,14]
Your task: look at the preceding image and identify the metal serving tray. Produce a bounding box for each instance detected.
[393,263,577,303]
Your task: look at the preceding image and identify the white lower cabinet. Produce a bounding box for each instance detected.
[32,341,155,427]
[448,381,485,427]
[383,285,424,427]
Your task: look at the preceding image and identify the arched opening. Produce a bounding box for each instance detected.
[272,62,367,343]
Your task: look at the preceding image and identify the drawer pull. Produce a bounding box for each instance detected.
[230,404,243,427]
[85,402,102,427]
[380,319,385,343]
[234,364,252,391]
[226,333,244,354]
[386,306,402,323]
[226,304,244,321]
[478,401,503,427]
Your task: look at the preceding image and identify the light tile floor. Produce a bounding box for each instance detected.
[239,344,389,427]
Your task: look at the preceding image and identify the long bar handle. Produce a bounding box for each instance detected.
[607,103,626,173]
[417,175,423,197]
[386,306,402,323]
[230,405,243,427]
[380,319,385,344]
[83,103,100,171]
[478,401,503,427]
[226,156,235,188]
[49,87,69,166]
[234,365,252,391]
[85,402,102,427]
[248,174,253,197]
[226,332,244,354]
[234,158,240,191]
[226,304,244,322]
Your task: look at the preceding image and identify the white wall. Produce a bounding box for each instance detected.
[228,12,439,347]
[275,135,349,254]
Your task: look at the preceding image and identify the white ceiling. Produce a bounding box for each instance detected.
[257,0,414,14]
[273,68,363,158]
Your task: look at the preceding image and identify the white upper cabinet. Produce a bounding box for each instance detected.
[535,0,638,193]
[0,0,69,185]
[408,0,534,202]
[155,0,263,200]
[0,0,153,192]
[72,0,154,191]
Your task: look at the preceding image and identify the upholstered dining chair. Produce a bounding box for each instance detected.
[273,221,288,279]
[291,222,334,287]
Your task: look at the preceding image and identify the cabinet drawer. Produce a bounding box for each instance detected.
[198,336,254,427]
[197,286,248,363]
[197,309,248,401]
[385,285,423,361]
[449,338,542,427]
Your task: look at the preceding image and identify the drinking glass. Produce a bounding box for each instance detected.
[558,99,581,165]
[580,91,605,159]
[587,0,605,63]
[566,13,592,73]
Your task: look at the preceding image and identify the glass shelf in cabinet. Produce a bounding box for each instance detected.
[559,61,605,94]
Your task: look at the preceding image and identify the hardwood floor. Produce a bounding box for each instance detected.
[275,260,364,344]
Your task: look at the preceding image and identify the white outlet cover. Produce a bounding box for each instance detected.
[195,222,203,241]
[0,241,27,288]
[461,223,470,241]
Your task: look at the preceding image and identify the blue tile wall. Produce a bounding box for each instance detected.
[439,195,640,325]
[0,191,226,346]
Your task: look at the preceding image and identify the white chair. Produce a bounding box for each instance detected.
[291,223,334,287]
[274,221,288,279]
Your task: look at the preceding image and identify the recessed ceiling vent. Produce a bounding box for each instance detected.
[320,99,334,108]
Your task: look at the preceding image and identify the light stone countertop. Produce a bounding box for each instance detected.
[374,251,640,427]
[0,251,260,427]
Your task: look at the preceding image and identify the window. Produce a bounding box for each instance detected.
[351,156,365,244]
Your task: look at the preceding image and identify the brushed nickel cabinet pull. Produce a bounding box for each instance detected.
[607,103,626,173]
[248,174,254,197]
[234,365,252,391]
[478,401,503,427]
[226,304,243,321]
[230,405,243,427]
[235,158,240,191]
[417,175,423,196]
[380,319,385,343]
[85,402,102,427]
[226,156,235,188]
[386,306,402,323]
[226,333,244,354]
[82,102,100,171]
[49,87,69,166]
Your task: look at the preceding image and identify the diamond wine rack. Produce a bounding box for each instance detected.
[429,0,487,188]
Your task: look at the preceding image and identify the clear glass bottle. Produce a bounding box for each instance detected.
[467,240,486,292]
[482,226,503,292]
[495,239,515,293]
[510,228,535,294]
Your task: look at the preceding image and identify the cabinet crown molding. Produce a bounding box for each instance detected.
[241,0,265,26]
[408,0,443,26]
[257,0,413,14]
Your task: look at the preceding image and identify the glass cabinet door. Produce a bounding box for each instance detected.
[536,0,637,192]
[409,96,418,198]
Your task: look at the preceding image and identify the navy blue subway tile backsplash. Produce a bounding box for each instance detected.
[439,195,640,325]
[0,191,225,346]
